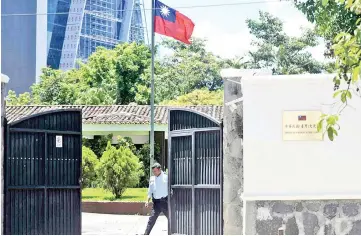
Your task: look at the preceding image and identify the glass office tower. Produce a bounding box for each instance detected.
[47,0,145,70]
[129,0,145,43]
[47,0,71,68]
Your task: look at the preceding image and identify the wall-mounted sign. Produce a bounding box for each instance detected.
[282,111,323,141]
[56,135,63,148]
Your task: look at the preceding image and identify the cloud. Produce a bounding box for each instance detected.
[265,1,314,37]
[193,21,252,58]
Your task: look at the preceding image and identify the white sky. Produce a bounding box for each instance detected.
[143,0,325,61]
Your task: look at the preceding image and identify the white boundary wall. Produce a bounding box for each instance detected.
[242,74,361,200]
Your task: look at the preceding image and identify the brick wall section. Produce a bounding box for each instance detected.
[82,202,153,215]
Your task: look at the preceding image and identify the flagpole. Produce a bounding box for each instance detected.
[150,0,156,177]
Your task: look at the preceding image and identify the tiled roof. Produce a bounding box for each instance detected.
[5,105,223,125]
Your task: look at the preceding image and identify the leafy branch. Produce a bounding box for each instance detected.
[317,0,361,141]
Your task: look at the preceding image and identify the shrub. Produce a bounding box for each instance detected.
[114,136,136,153]
[82,146,99,189]
[97,142,143,198]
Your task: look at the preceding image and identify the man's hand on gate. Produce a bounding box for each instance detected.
[145,202,149,208]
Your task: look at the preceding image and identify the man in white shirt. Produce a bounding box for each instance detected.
[144,163,169,235]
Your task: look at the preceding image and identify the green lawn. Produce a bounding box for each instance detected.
[82,188,147,202]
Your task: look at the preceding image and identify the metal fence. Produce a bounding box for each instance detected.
[168,109,223,235]
[3,109,82,235]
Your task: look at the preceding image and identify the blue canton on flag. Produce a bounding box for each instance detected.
[155,1,176,23]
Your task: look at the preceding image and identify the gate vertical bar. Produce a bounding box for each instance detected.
[167,110,172,235]
[4,119,9,235]
[44,132,48,235]
[191,132,195,235]
[79,117,83,235]
[220,126,224,235]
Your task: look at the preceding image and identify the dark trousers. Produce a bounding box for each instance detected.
[144,197,169,235]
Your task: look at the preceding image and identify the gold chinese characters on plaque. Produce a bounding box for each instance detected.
[283,111,323,141]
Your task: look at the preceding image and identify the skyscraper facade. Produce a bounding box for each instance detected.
[47,0,146,71]
[47,0,72,69]
[1,0,146,94]
[1,0,48,94]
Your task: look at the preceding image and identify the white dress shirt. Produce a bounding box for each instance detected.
[148,171,168,199]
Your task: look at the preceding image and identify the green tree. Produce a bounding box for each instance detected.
[75,43,151,105]
[153,38,226,102]
[295,0,360,57]
[223,56,247,69]
[82,146,99,189]
[82,134,113,158]
[113,43,151,104]
[245,11,324,74]
[114,136,137,153]
[97,143,143,198]
[7,43,151,106]
[30,67,85,105]
[315,0,361,141]
[6,90,32,105]
[75,47,118,105]
[161,88,223,105]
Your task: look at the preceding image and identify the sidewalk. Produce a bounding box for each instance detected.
[82,213,168,235]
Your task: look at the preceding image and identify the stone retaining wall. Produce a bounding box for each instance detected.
[247,200,361,235]
[82,201,152,215]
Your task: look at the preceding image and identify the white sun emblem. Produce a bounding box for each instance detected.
[160,5,170,17]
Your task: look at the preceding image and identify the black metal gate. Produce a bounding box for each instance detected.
[4,109,82,235]
[168,109,223,235]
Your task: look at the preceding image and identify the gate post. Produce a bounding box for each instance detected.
[221,69,272,235]
[1,74,10,235]
[222,72,244,235]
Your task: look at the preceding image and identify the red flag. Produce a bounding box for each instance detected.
[154,0,195,44]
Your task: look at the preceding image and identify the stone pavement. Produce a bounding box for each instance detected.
[82,213,168,235]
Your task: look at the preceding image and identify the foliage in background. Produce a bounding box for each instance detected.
[7,68,84,105]
[135,39,245,105]
[301,0,361,141]
[33,68,86,105]
[6,90,32,105]
[7,43,151,105]
[113,43,151,104]
[82,146,99,189]
[161,88,223,105]
[153,38,227,102]
[136,143,161,188]
[245,11,324,74]
[295,0,360,57]
[6,23,325,106]
[97,143,143,198]
[114,136,137,153]
[83,134,113,158]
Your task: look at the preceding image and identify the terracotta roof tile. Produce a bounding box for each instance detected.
[5,105,223,125]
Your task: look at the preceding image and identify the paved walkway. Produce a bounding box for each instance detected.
[82,213,168,235]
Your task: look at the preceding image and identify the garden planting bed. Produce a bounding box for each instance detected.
[82,201,152,215]
[82,188,152,215]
